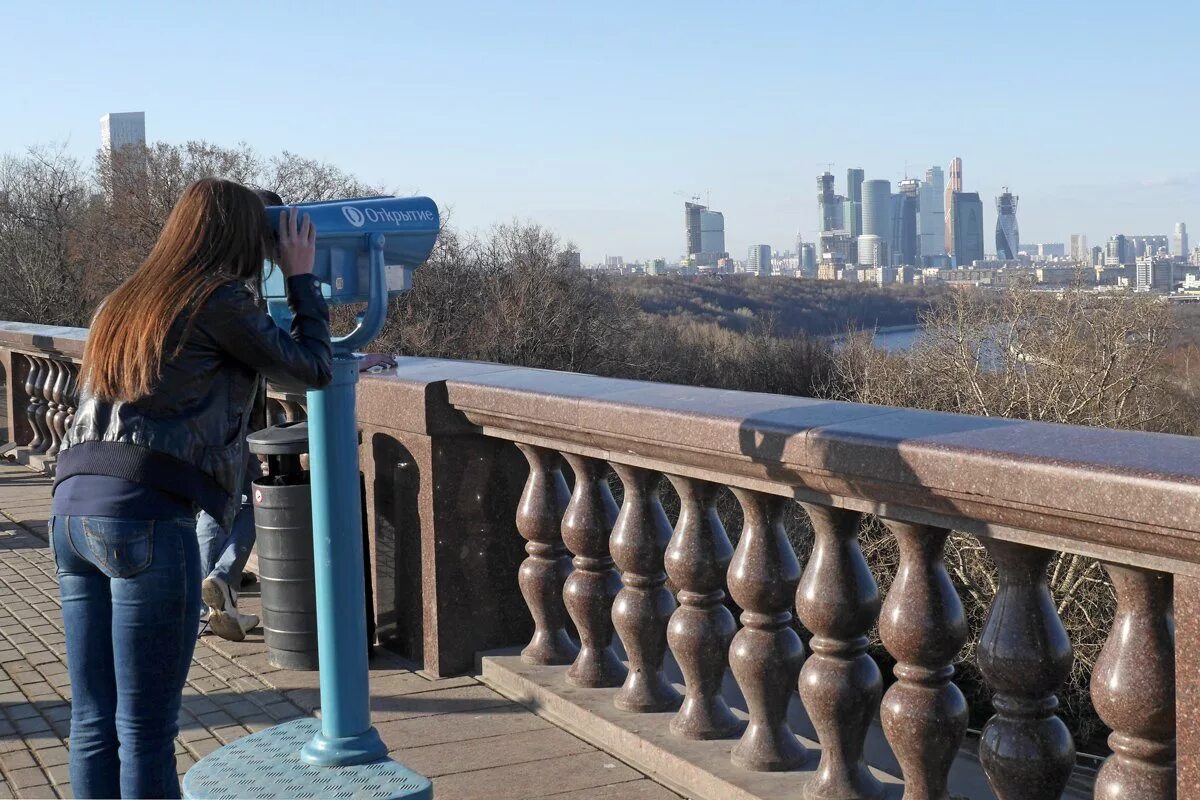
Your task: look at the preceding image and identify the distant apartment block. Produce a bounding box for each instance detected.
[1136,256,1176,293]
[747,244,772,276]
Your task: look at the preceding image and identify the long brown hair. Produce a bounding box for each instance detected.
[82,178,274,402]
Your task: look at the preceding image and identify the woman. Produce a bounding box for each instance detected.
[51,178,332,798]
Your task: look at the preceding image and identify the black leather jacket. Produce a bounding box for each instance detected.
[56,274,332,529]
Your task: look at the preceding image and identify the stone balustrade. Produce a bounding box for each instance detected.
[3,325,1195,799]
[0,323,86,469]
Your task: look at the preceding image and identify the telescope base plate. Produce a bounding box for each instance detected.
[182,717,431,800]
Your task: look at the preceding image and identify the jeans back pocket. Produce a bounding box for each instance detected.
[80,518,155,579]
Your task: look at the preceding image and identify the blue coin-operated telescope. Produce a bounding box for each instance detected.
[261,195,439,352]
[184,195,438,800]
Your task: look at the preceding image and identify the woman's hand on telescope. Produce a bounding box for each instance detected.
[278,208,316,278]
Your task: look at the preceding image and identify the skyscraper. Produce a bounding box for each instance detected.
[1175,223,1189,258]
[699,210,726,259]
[1106,235,1128,266]
[894,179,920,266]
[862,179,892,259]
[1126,234,1170,258]
[846,168,865,203]
[1070,234,1089,262]
[843,198,862,238]
[685,202,704,257]
[817,173,841,232]
[945,157,962,254]
[748,245,772,276]
[800,243,817,276]
[995,187,1020,260]
[951,192,985,265]
[846,168,864,235]
[100,112,146,154]
[919,166,945,260]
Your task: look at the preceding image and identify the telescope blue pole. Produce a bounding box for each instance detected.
[299,352,387,766]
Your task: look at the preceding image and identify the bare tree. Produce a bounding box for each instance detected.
[380,221,641,377]
[0,146,92,325]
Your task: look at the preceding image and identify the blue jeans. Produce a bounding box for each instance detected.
[196,500,255,597]
[52,515,201,799]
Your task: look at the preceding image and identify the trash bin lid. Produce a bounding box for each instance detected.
[247,421,309,455]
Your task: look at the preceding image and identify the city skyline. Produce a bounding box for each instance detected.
[2,2,1196,262]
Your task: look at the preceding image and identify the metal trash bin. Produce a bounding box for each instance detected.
[247,422,320,670]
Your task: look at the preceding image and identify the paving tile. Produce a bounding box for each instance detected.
[0,749,37,771]
[377,703,549,750]
[544,781,682,799]
[7,766,50,789]
[430,752,642,800]
[13,715,51,735]
[43,764,68,786]
[195,710,236,729]
[185,737,221,758]
[262,701,306,722]
[4,702,38,721]
[210,724,250,745]
[33,746,68,768]
[391,727,593,778]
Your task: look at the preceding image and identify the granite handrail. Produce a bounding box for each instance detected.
[358,358,1200,576]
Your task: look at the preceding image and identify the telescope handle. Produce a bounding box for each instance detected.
[331,233,389,355]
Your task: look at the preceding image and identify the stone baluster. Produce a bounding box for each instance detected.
[977,540,1075,799]
[42,361,60,453]
[282,398,306,422]
[727,489,805,771]
[560,453,626,687]
[62,364,79,431]
[46,360,70,456]
[879,521,968,800]
[664,476,741,739]
[37,359,58,454]
[610,464,680,712]
[514,444,578,665]
[796,504,884,800]
[1091,565,1175,800]
[25,356,46,451]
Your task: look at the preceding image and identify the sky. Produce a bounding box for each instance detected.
[2,0,1197,263]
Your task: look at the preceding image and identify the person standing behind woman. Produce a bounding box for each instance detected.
[51,178,332,799]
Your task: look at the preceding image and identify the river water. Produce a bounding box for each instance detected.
[829,325,923,352]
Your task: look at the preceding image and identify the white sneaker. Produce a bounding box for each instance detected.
[202,575,260,642]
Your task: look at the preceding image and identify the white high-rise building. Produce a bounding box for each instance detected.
[1070,234,1089,262]
[918,166,945,259]
[100,112,146,154]
[1175,223,1189,258]
[857,234,884,267]
[747,244,772,276]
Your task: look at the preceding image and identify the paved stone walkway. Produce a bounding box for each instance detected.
[0,464,678,799]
